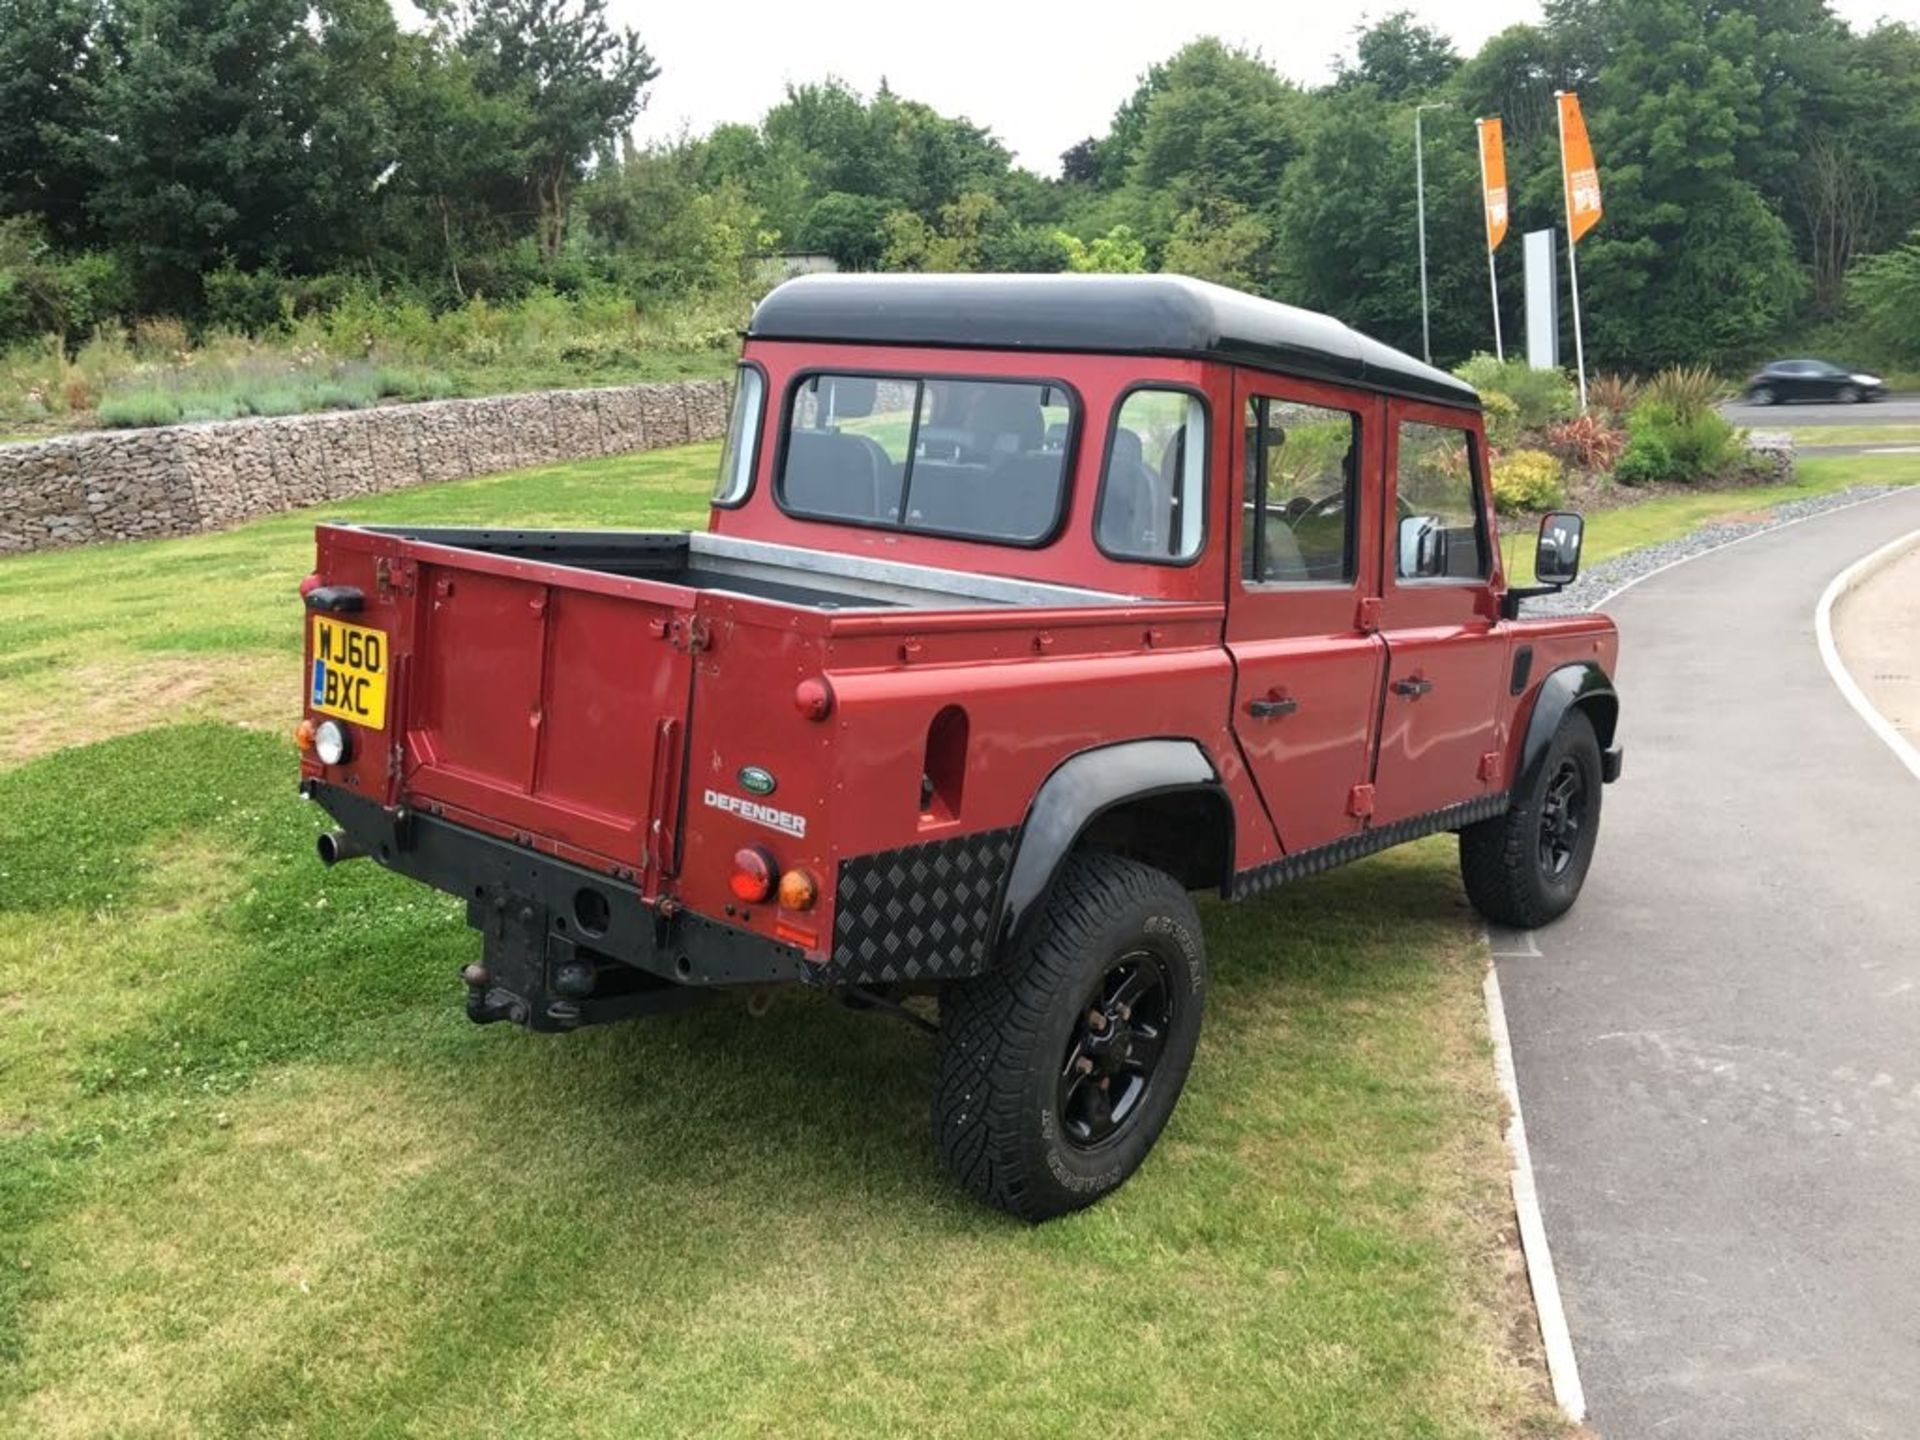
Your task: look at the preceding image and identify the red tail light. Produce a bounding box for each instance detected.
[729,846,775,903]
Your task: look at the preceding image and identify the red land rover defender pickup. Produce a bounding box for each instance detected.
[297,275,1621,1220]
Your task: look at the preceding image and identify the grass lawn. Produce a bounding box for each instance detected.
[0,445,1564,1437]
[1501,451,1920,583]
[1778,423,1920,447]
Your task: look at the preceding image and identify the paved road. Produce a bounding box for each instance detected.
[1722,394,1920,426]
[1835,537,1920,743]
[1495,486,1920,1439]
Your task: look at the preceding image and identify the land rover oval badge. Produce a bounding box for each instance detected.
[738,765,777,796]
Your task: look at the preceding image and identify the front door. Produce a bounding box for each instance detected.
[1226,374,1387,855]
[1370,401,1507,827]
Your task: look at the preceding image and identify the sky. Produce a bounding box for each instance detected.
[620,0,1913,175]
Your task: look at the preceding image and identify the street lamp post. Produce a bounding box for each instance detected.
[1414,101,1452,366]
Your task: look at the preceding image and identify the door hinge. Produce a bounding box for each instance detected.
[1346,783,1375,818]
[1356,596,1382,632]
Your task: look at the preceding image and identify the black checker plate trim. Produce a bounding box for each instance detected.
[1230,793,1510,899]
[820,826,1018,987]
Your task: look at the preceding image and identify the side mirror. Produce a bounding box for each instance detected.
[1398,514,1445,579]
[1535,511,1585,586]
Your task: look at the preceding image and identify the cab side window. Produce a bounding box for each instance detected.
[1242,398,1358,584]
[1096,388,1208,563]
[1395,421,1487,581]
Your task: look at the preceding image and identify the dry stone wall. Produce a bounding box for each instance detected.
[0,379,729,556]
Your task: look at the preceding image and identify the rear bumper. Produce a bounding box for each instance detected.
[304,782,806,1030]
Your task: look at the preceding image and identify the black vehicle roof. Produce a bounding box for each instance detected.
[748,273,1478,408]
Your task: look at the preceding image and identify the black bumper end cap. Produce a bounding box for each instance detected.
[1602,746,1624,784]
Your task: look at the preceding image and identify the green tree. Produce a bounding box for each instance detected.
[1337,11,1462,100]
[1162,199,1271,289]
[0,0,108,243]
[797,191,894,270]
[87,0,404,309]
[1129,40,1302,220]
[446,0,658,260]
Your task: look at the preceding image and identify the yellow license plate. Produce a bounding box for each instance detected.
[309,616,389,728]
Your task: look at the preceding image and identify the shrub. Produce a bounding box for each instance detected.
[1586,371,1639,419]
[1643,364,1723,421]
[1544,414,1626,472]
[1616,397,1740,484]
[1613,432,1671,486]
[97,390,184,427]
[1453,353,1577,429]
[1479,390,1522,450]
[1491,449,1565,514]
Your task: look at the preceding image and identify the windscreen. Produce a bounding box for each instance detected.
[778,373,1073,544]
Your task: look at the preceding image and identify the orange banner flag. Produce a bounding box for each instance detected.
[1557,91,1603,243]
[1477,117,1509,252]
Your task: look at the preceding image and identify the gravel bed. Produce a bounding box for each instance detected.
[1522,484,1904,615]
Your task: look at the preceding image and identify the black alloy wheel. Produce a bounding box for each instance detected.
[1058,950,1175,1149]
[933,852,1207,1221]
[1537,755,1589,880]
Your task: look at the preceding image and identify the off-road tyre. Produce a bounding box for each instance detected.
[1460,709,1603,929]
[933,853,1205,1222]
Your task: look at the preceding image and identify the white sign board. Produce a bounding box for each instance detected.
[1524,229,1558,370]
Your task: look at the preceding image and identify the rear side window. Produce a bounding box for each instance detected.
[1097,389,1207,563]
[713,366,764,505]
[1395,421,1487,580]
[1242,398,1358,584]
[779,373,1073,544]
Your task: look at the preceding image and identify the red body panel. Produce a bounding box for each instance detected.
[299,335,1619,971]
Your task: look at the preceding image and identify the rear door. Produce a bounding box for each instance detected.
[1370,402,1507,827]
[401,547,698,884]
[1226,373,1387,854]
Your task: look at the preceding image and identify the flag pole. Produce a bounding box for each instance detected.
[1477,119,1504,362]
[1555,92,1589,411]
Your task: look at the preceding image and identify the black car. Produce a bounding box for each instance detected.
[1744,359,1887,405]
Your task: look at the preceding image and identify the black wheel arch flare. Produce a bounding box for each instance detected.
[1514,661,1619,801]
[996,737,1235,959]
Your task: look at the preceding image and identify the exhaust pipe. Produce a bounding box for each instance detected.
[316,830,364,867]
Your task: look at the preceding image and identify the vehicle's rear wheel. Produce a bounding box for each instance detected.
[932,852,1205,1222]
[1838,384,1861,404]
[1748,385,1776,405]
[1459,709,1603,929]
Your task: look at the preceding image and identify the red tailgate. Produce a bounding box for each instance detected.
[403,551,697,883]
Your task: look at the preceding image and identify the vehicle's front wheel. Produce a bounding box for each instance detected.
[1748,385,1776,405]
[933,853,1205,1222]
[1837,384,1861,404]
[1459,709,1603,929]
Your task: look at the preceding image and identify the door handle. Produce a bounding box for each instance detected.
[1391,675,1434,698]
[1247,694,1299,720]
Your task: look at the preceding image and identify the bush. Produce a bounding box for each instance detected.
[1544,414,1626,472]
[97,390,184,427]
[1586,372,1639,420]
[1479,390,1522,450]
[1643,364,1723,420]
[1490,448,1565,514]
[1453,353,1576,429]
[1615,396,1740,484]
[1613,432,1672,486]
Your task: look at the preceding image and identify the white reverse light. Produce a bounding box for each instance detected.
[313,719,351,766]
